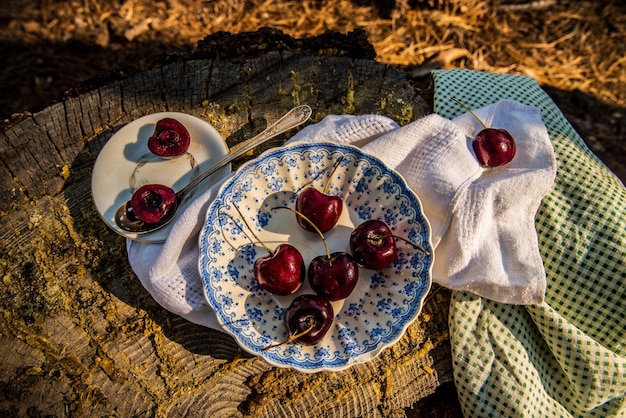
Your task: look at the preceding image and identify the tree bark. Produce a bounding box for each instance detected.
[0,30,454,417]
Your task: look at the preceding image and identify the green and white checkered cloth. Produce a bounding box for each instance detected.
[431,70,625,417]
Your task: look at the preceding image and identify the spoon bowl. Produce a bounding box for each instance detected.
[113,105,312,235]
[114,194,178,233]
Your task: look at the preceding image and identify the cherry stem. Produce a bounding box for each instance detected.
[218,207,238,252]
[271,206,331,259]
[322,155,345,195]
[373,233,429,255]
[261,316,315,351]
[232,203,273,255]
[218,207,260,252]
[424,284,445,305]
[450,96,488,129]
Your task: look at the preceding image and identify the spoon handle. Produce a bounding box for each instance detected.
[178,105,312,197]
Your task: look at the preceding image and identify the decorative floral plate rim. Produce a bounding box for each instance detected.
[198,140,433,372]
[91,112,230,242]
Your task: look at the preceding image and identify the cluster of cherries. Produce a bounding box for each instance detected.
[259,98,518,349]
[131,100,518,349]
[247,159,427,349]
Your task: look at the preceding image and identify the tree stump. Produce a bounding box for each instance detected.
[0,29,456,417]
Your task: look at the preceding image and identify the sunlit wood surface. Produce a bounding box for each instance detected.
[0,37,456,416]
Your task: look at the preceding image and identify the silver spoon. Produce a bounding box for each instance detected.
[115,104,312,234]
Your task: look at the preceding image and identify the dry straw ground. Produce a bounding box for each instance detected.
[1,0,624,179]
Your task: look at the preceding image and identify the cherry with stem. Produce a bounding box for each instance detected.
[451,96,516,168]
[230,203,305,296]
[295,155,345,233]
[350,219,429,270]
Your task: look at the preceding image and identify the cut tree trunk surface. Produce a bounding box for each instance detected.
[0,29,459,417]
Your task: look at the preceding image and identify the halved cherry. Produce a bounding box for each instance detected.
[147,118,191,158]
[129,184,177,224]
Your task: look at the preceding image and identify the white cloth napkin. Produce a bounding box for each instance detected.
[127,99,556,329]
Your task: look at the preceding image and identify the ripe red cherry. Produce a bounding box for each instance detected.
[254,243,305,296]
[283,294,334,345]
[129,184,177,224]
[452,97,517,168]
[295,156,344,233]
[350,219,397,269]
[308,252,359,301]
[147,117,191,158]
[229,204,305,296]
[295,187,342,233]
[472,128,516,168]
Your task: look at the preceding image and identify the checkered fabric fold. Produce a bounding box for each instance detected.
[432,69,625,417]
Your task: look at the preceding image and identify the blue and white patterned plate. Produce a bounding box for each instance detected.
[198,141,433,372]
